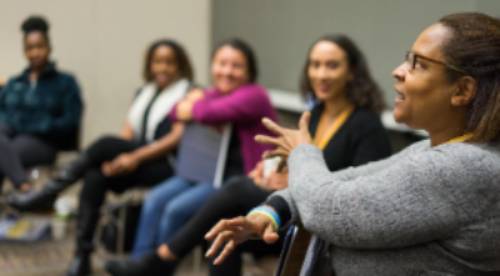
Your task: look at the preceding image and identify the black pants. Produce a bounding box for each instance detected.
[167,175,283,276]
[75,135,173,254]
[0,123,57,188]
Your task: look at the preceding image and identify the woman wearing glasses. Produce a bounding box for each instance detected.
[206,12,500,275]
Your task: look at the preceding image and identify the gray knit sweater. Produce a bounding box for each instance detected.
[271,140,500,276]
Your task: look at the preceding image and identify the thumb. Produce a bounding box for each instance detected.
[262,223,279,244]
[299,111,312,138]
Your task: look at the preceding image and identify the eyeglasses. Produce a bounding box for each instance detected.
[405,51,466,74]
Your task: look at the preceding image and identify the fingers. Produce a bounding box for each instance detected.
[205,217,245,241]
[262,223,280,244]
[109,163,123,175]
[297,111,313,145]
[261,150,271,159]
[205,217,252,264]
[255,134,282,146]
[248,161,263,179]
[101,162,116,176]
[205,229,233,258]
[101,162,110,173]
[261,117,285,135]
[213,239,237,265]
[299,111,311,135]
[263,148,289,159]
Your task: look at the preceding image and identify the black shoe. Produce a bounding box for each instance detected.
[66,253,91,276]
[7,154,90,212]
[105,254,176,276]
[7,183,58,211]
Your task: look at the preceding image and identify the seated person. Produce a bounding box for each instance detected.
[134,38,276,258]
[0,15,83,193]
[105,34,392,276]
[8,38,195,276]
[207,12,500,276]
[105,39,278,275]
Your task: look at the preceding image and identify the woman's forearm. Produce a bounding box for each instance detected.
[285,143,485,249]
[130,122,184,163]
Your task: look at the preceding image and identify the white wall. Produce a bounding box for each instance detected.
[0,0,211,146]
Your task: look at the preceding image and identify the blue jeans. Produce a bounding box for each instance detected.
[131,176,216,258]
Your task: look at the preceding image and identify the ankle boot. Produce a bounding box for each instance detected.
[67,204,99,276]
[105,253,177,276]
[66,252,91,276]
[7,153,90,211]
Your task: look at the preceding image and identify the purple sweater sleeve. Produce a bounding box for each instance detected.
[191,84,271,125]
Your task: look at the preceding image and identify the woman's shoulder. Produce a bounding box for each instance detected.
[49,69,81,92]
[395,139,498,162]
[48,64,77,82]
[133,84,151,99]
[400,141,500,185]
[230,83,269,97]
[55,70,77,80]
[436,142,500,166]
[350,108,382,123]
[6,70,28,85]
[414,142,500,195]
[347,107,385,132]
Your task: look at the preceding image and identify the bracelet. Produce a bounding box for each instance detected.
[247,205,281,231]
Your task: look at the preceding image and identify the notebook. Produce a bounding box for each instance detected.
[175,123,232,188]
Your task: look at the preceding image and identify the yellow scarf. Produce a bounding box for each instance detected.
[444,133,473,144]
[313,106,354,150]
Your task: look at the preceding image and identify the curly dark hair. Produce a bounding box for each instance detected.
[143,39,194,83]
[438,12,500,142]
[21,15,50,42]
[300,34,385,113]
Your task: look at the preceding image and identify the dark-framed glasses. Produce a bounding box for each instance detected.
[405,51,466,74]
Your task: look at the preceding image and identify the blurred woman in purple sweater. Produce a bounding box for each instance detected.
[128,38,277,261]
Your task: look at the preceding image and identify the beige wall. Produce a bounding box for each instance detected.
[0,0,211,146]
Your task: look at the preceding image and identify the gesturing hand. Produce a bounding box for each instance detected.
[205,213,280,265]
[255,111,312,160]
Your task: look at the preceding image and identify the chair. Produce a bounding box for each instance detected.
[275,225,312,276]
[99,187,148,255]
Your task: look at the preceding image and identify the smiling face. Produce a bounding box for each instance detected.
[211,45,250,93]
[307,40,352,102]
[150,45,179,89]
[24,31,50,71]
[392,23,461,130]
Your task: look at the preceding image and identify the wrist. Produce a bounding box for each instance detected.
[247,205,281,231]
[128,151,143,164]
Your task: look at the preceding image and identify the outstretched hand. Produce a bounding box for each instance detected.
[255,111,312,160]
[205,213,280,265]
